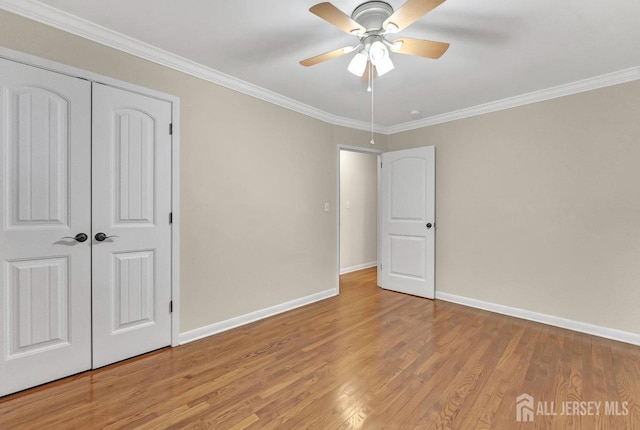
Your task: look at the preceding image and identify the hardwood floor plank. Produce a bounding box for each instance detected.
[1,267,639,429]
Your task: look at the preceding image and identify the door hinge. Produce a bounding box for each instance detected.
[169,212,173,224]
[170,301,173,313]
[379,264,382,270]
[380,161,383,168]
[169,123,173,135]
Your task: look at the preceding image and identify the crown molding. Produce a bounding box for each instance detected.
[387,66,640,134]
[1,0,638,136]
[0,0,386,133]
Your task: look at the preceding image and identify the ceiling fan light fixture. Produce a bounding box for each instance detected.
[375,55,394,76]
[348,51,369,76]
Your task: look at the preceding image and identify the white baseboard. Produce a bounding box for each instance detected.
[339,261,377,275]
[179,288,338,345]
[435,291,640,346]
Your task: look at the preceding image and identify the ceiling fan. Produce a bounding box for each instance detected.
[300,0,450,80]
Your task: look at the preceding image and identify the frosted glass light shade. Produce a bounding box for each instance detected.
[348,52,368,76]
[375,55,394,76]
[369,41,388,63]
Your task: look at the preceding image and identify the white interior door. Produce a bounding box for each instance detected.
[379,146,435,298]
[91,83,172,368]
[0,59,92,396]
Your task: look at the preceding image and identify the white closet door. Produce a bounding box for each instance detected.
[379,146,435,299]
[91,83,172,368]
[0,59,92,396]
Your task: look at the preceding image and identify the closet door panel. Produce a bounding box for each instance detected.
[91,83,172,368]
[0,58,91,397]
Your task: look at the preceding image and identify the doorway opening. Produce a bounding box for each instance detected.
[337,146,383,292]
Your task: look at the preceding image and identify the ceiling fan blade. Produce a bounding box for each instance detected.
[390,38,450,59]
[383,0,446,33]
[300,46,355,67]
[310,2,366,35]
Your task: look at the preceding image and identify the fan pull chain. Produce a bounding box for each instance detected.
[370,64,375,145]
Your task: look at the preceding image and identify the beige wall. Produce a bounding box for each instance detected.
[3,8,638,338]
[0,10,387,332]
[340,151,378,271]
[388,81,640,335]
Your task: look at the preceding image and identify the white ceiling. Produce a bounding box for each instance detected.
[31,0,640,127]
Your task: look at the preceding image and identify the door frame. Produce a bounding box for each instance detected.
[336,144,384,293]
[0,46,182,346]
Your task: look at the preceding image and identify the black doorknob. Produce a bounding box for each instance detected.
[95,232,119,241]
[426,223,433,229]
[62,233,88,242]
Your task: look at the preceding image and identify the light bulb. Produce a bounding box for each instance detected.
[348,52,368,76]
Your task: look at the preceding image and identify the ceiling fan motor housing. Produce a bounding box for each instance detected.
[351,1,393,32]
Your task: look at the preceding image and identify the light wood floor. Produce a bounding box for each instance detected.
[1,268,639,429]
